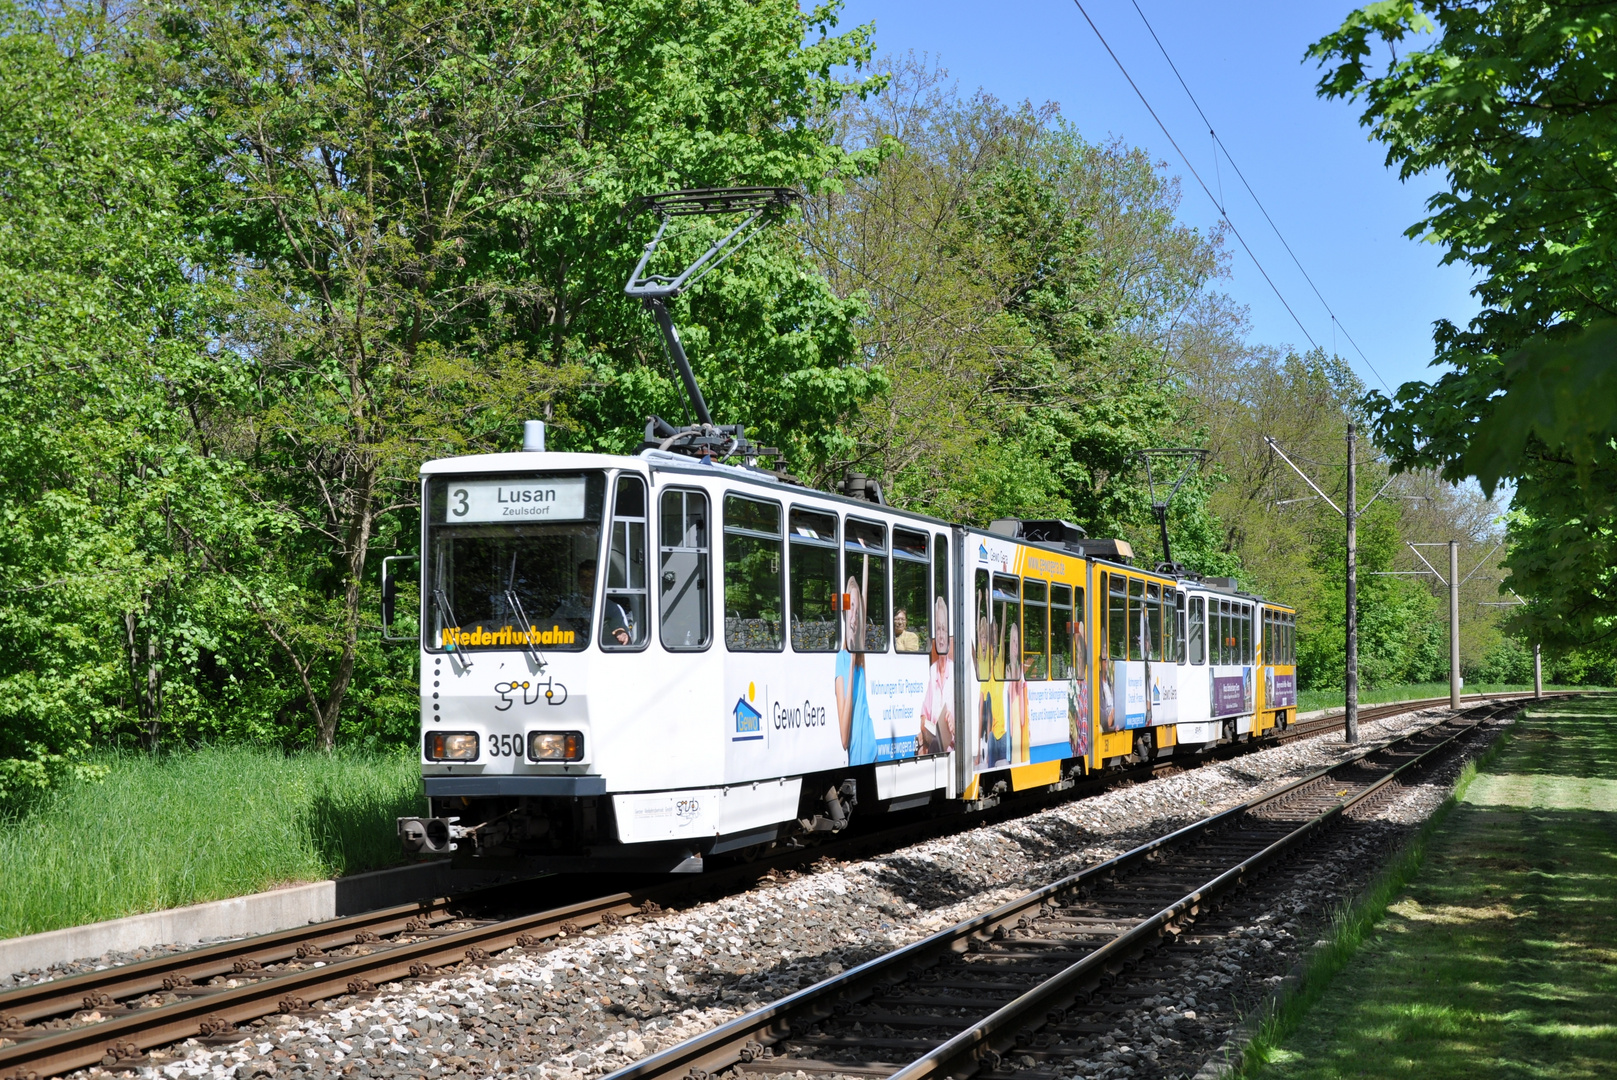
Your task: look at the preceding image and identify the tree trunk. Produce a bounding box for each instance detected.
[124,596,162,750]
[314,464,379,750]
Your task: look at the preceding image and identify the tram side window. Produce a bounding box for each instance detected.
[934,535,949,622]
[1023,578,1049,680]
[1074,587,1088,673]
[1107,573,1127,660]
[723,495,783,652]
[1145,582,1163,662]
[974,569,993,681]
[1240,604,1253,665]
[788,508,839,652]
[846,518,889,652]
[1171,594,1179,660]
[1175,591,1187,665]
[892,527,931,653]
[1128,578,1146,661]
[602,475,647,649]
[992,573,1020,680]
[659,489,710,651]
[1189,596,1205,665]
[1217,601,1230,665]
[1050,583,1073,680]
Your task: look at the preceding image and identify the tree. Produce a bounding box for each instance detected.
[1310,0,1617,650]
[805,56,1237,571]
[0,0,232,794]
[148,0,882,747]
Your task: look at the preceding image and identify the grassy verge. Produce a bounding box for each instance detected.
[0,746,423,941]
[1293,682,1602,714]
[1239,696,1617,1078]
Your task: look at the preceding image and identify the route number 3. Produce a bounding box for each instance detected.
[450,488,469,517]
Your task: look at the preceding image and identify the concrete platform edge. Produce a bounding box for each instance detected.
[1,860,524,981]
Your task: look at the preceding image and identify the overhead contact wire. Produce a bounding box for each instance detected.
[1125,0,1394,394]
[1067,0,1320,354]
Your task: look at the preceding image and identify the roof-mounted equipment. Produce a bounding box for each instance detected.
[624,186,800,463]
[987,518,1134,563]
[836,472,886,505]
[1137,448,1210,575]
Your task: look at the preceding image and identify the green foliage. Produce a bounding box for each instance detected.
[1182,342,1479,690]
[3,0,1585,782]
[0,0,235,770]
[1311,1,1617,653]
[1,0,884,764]
[806,59,1233,571]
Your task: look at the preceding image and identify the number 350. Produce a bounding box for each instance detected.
[488,733,523,758]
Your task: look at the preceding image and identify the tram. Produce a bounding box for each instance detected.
[390,188,1297,872]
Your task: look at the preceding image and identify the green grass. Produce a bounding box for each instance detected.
[0,746,423,941]
[1293,682,1603,714]
[1240,696,1617,1079]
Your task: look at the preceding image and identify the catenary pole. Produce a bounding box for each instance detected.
[1264,428,1374,745]
[1534,643,1543,699]
[1449,540,1461,709]
[1345,423,1359,744]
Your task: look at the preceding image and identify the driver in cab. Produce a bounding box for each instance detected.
[553,559,632,645]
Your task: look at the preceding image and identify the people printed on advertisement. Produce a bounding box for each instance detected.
[919,596,954,755]
[1006,621,1029,764]
[836,556,876,767]
[1099,659,1112,734]
[1069,621,1092,757]
[974,588,1010,768]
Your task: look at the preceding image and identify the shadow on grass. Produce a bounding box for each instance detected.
[303,773,426,877]
[1244,697,1617,1080]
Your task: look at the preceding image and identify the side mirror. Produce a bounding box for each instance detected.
[381,555,420,643]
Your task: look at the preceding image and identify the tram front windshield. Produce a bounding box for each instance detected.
[425,473,606,652]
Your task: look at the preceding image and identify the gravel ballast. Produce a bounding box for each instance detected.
[36,705,1504,1080]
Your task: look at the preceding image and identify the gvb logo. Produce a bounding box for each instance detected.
[494,677,568,711]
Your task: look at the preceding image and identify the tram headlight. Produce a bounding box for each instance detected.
[528,731,584,762]
[425,731,480,761]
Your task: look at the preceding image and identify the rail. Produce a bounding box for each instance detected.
[596,699,1519,1080]
[0,692,1558,1079]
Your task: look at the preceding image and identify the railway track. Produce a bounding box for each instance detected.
[596,698,1518,1080]
[0,691,1546,1079]
[1275,689,1541,745]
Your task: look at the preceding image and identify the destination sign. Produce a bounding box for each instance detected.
[442,477,586,523]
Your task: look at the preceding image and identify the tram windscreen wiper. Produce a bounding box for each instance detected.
[433,586,472,669]
[505,551,546,671]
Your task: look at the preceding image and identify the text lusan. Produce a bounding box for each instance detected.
[498,486,557,504]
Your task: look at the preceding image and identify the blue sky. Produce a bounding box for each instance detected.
[833,0,1479,396]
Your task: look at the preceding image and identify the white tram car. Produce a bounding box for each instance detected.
[394,441,1298,872]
